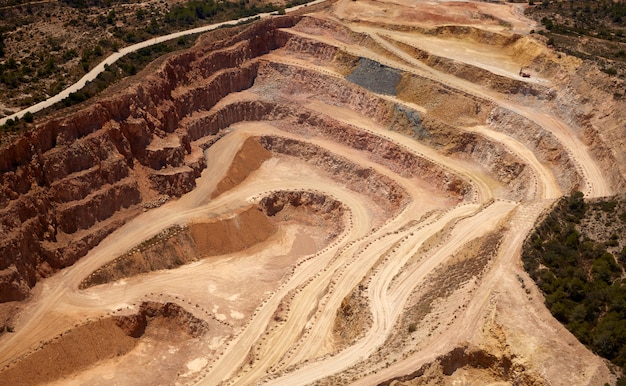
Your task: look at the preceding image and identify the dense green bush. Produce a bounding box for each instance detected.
[164,0,279,27]
[523,192,626,375]
[22,111,33,123]
[535,0,626,40]
[60,39,191,109]
[0,31,5,57]
[285,0,313,6]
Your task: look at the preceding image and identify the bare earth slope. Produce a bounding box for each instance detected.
[0,0,625,385]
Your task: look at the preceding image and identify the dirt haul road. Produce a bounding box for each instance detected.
[0,0,621,385]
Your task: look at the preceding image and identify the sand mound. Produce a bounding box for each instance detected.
[0,301,208,386]
[81,206,277,288]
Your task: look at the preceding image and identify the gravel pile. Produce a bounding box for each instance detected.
[346,57,401,96]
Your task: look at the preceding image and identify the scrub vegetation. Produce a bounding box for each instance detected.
[0,0,307,118]
[527,0,626,79]
[523,192,626,380]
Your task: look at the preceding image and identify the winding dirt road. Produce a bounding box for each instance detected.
[0,0,328,127]
[0,0,618,385]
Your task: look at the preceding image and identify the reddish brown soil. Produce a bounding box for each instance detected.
[0,301,209,386]
[212,137,272,198]
[0,318,137,386]
[189,206,278,257]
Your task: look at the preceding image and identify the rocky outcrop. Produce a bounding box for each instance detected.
[114,301,209,339]
[259,136,412,213]
[259,190,345,219]
[488,107,583,194]
[379,344,545,386]
[0,16,305,302]
[259,190,347,242]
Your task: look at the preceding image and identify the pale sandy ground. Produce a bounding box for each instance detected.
[0,0,618,385]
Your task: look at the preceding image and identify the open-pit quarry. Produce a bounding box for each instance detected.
[1,0,625,385]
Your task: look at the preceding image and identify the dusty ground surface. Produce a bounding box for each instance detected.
[0,0,625,385]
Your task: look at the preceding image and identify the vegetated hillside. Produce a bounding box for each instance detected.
[526,0,626,78]
[523,192,626,381]
[0,0,296,117]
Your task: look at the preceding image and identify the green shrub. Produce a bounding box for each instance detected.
[23,111,33,123]
[523,192,626,373]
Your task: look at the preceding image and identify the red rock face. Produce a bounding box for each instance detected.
[0,16,304,302]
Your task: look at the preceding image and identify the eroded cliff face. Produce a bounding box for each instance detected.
[0,16,303,302]
[1,10,621,306]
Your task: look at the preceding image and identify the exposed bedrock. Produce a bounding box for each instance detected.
[346,58,402,96]
[259,135,411,215]
[281,115,474,199]
[174,26,572,201]
[286,17,551,98]
[259,190,345,219]
[0,16,304,302]
[487,107,583,194]
[262,30,589,196]
[280,106,529,200]
[259,60,399,124]
[378,344,544,386]
[185,96,428,191]
[293,51,581,195]
[0,9,615,308]
[543,61,626,191]
[384,20,624,191]
[382,36,553,99]
[311,21,546,99]
[418,117,531,199]
[200,91,526,200]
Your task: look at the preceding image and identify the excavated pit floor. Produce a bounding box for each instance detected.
[0,0,621,385]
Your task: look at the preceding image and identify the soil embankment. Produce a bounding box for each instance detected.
[212,137,272,198]
[0,302,208,386]
[82,206,277,288]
